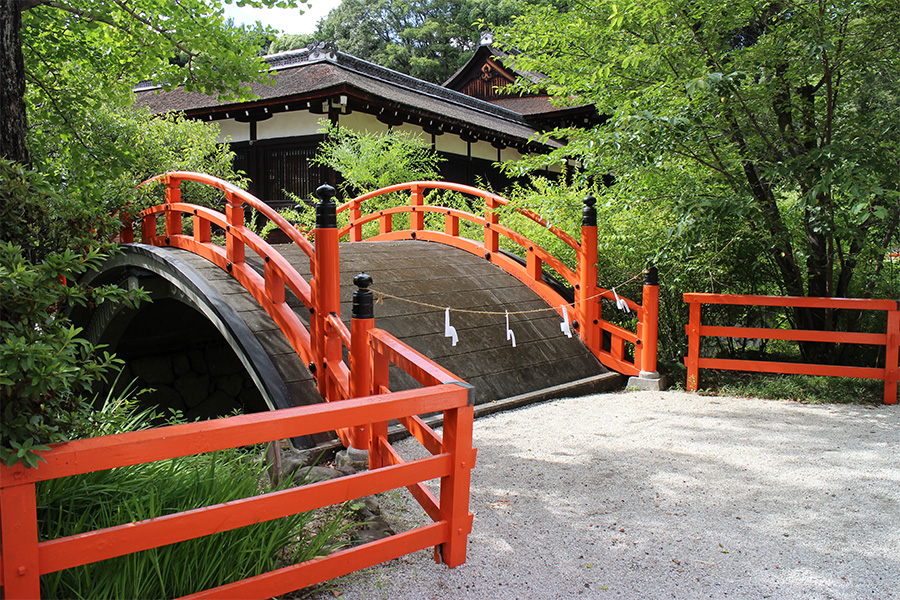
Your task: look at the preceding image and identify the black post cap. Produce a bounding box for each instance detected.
[582,195,597,227]
[315,183,337,228]
[352,272,374,320]
[644,265,658,286]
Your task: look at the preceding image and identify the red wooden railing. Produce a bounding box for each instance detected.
[0,172,478,598]
[684,293,900,404]
[338,181,659,378]
[0,325,475,599]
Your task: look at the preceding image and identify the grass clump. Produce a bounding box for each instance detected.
[38,397,356,599]
[668,363,885,404]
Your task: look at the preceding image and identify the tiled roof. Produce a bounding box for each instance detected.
[134,45,553,147]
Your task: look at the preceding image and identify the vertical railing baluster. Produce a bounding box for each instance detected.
[686,299,702,391]
[164,175,182,237]
[313,184,341,402]
[438,388,474,568]
[0,483,41,599]
[411,184,424,231]
[885,305,899,404]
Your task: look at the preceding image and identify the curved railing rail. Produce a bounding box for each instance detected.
[338,181,658,378]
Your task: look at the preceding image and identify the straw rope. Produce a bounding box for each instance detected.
[369,270,644,316]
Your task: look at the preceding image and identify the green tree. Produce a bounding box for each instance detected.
[310,0,562,83]
[1,0,301,165]
[313,120,443,197]
[494,0,900,353]
[268,32,317,54]
[0,0,303,466]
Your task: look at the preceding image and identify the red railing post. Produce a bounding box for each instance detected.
[349,273,374,452]
[313,184,341,401]
[640,266,660,377]
[438,389,475,568]
[164,175,183,237]
[885,306,899,404]
[225,190,245,265]
[411,184,424,231]
[350,198,363,242]
[578,195,599,352]
[685,298,701,391]
[484,197,499,254]
[1,483,41,599]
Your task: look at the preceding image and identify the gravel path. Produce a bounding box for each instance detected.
[314,390,900,599]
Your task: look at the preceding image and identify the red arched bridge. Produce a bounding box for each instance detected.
[76,172,660,449]
[0,172,664,599]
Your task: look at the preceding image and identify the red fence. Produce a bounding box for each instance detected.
[0,324,475,599]
[1,172,478,598]
[684,293,899,404]
[339,181,660,378]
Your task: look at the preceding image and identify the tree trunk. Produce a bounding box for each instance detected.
[1,0,29,165]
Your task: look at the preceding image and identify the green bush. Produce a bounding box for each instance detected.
[38,398,355,599]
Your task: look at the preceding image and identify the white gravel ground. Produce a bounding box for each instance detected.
[314,390,900,600]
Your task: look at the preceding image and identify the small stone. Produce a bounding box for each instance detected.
[293,466,344,485]
[131,355,175,384]
[175,373,210,408]
[172,353,191,376]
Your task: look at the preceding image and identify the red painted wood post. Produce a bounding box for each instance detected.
[578,195,598,352]
[225,190,245,265]
[640,266,660,377]
[164,174,183,237]
[885,305,899,404]
[350,198,363,242]
[438,389,475,568]
[193,211,211,243]
[410,184,424,231]
[484,197,499,254]
[445,210,459,237]
[685,298,702,391]
[314,184,341,401]
[369,339,391,469]
[349,273,374,451]
[0,483,41,599]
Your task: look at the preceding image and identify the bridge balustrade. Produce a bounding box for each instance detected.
[338,181,659,378]
[0,327,476,598]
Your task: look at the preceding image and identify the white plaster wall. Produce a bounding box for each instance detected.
[396,122,428,141]
[258,111,323,139]
[435,134,468,157]
[472,140,497,161]
[501,147,521,162]
[217,120,249,143]
[338,112,386,133]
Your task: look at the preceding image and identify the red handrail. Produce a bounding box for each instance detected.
[684,293,899,404]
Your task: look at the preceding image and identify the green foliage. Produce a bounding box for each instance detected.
[307,120,446,237]
[268,32,317,54]
[21,0,301,140]
[312,120,444,198]
[494,0,900,325]
[685,371,885,405]
[0,161,151,468]
[310,0,563,83]
[0,242,147,468]
[38,399,355,599]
